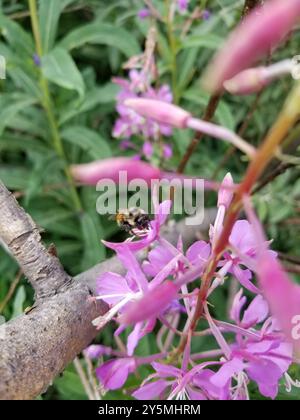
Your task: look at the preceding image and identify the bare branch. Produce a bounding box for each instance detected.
[0,180,72,300]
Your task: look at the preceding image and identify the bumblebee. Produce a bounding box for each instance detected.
[115,207,151,235]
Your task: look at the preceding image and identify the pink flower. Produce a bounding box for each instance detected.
[202,0,300,93]
[210,291,293,399]
[177,0,189,14]
[96,358,137,390]
[137,8,150,19]
[219,220,276,294]
[113,70,173,140]
[125,98,191,129]
[125,98,255,157]
[133,361,226,400]
[143,239,210,278]
[71,157,161,186]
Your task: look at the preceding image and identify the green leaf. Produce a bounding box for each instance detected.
[55,371,87,400]
[41,47,85,98]
[39,0,76,53]
[0,94,37,136]
[59,83,118,124]
[0,167,30,190]
[12,286,26,318]
[0,14,34,55]
[180,34,223,50]
[80,212,106,271]
[61,125,111,159]
[60,22,140,58]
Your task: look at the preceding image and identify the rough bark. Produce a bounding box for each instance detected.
[0,180,216,400]
[0,181,72,300]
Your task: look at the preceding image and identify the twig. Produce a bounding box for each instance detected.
[73,357,95,401]
[0,270,22,313]
[83,353,101,400]
[176,94,221,173]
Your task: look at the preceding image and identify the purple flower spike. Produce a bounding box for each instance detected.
[113,70,173,141]
[202,9,211,21]
[33,53,41,67]
[177,0,189,14]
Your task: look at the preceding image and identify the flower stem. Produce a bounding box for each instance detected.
[28,0,82,212]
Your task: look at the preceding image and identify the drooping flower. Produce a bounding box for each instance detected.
[202,0,300,93]
[133,361,227,400]
[113,70,173,141]
[125,98,255,157]
[71,157,161,186]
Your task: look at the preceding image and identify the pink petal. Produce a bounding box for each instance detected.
[210,358,245,387]
[232,265,260,294]
[132,379,169,400]
[120,281,179,325]
[203,0,300,92]
[186,240,211,267]
[127,322,143,356]
[152,362,181,378]
[242,294,269,327]
[230,289,247,323]
[96,272,132,304]
[96,358,135,390]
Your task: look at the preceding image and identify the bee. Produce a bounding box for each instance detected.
[114,207,151,235]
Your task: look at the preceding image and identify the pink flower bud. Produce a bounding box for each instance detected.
[120,281,178,325]
[203,0,300,93]
[71,157,161,186]
[217,173,234,209]
[224,67,269,95]
[124,98,191,129]
[224,60,294,95]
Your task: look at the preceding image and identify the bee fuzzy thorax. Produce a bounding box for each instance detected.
[115,207,151,235]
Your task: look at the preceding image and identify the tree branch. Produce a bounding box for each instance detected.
[0,180,216,399]
[0,180,72,300]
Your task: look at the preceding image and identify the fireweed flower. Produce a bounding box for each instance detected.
[210,291,294,400]
[125,98,256,157]
[202,0,300,93]
[71,157,161,186]
[217,220,277,294]
[113,70,173,141]
[133,361,227,400]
